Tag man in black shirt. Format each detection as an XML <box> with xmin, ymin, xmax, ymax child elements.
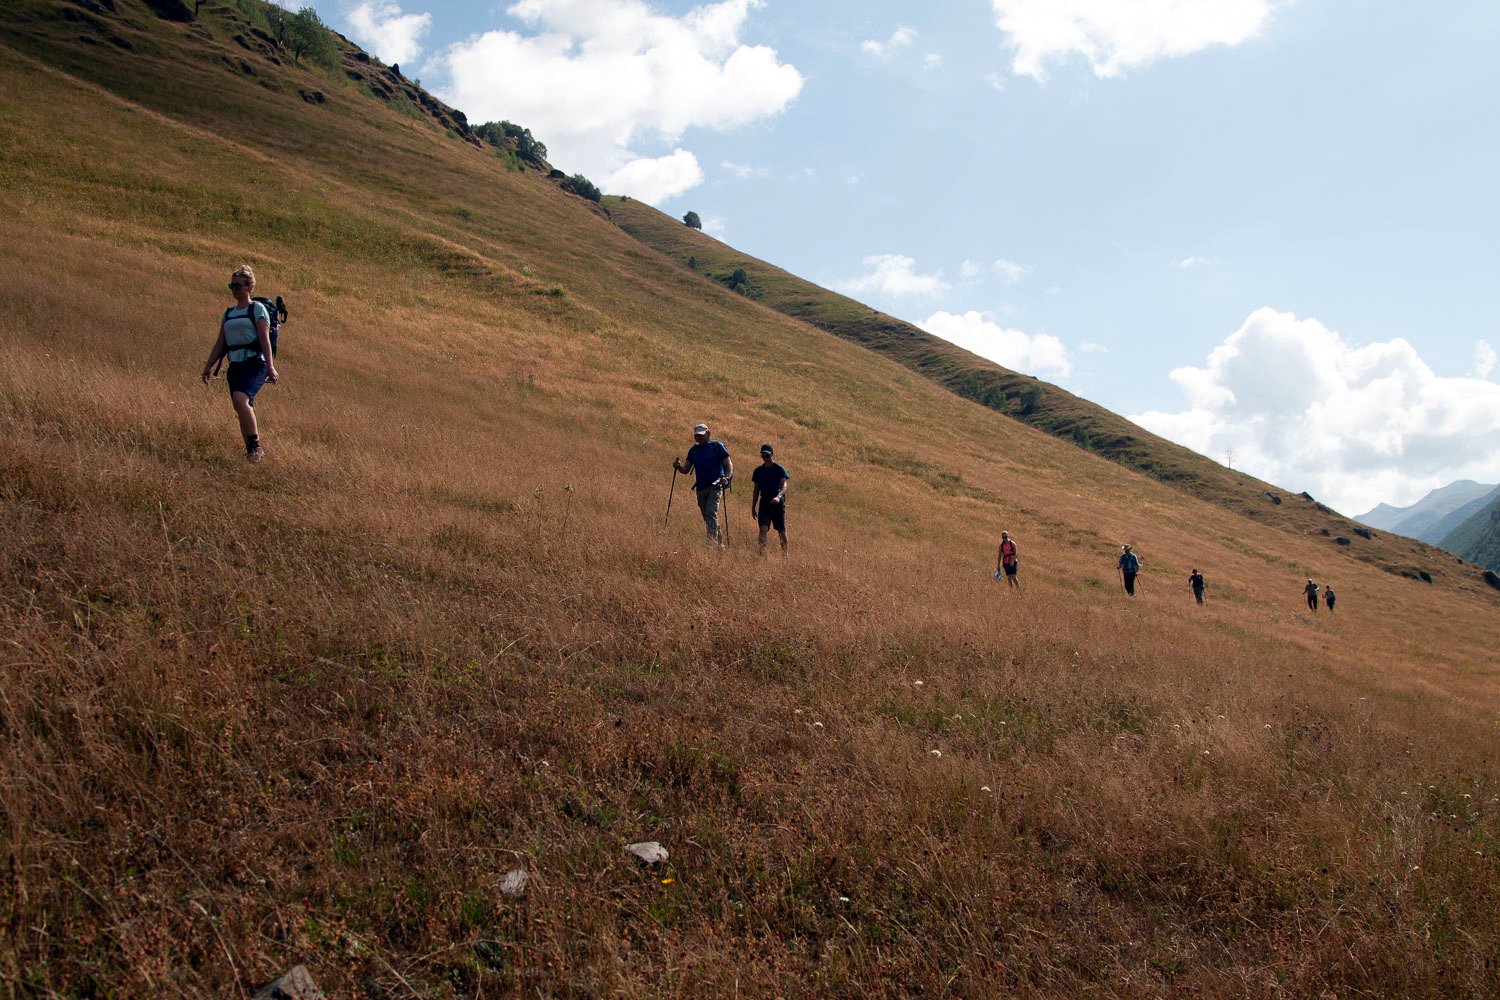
<box><xmin>750</xmin><ymin>443</ymin><xmax>790</xmax><ymax>556</ymax></box>
<box><xmin>1188</xmin><ymin>569</ymin><xmax>1206</xmax><ymax>605</ymax></box>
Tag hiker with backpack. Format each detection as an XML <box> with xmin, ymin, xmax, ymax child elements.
<box><xmin>996</xmin><ymin>531</ymin><xmax>1019</xmax><ymax>588</ymax></box>
<box><xmin>1188</xmin><ymin>568</ymin><xmax>1206</xmax><ymax>605</ymax></box>
<box><xmin>1118</xmin><ymin>545</ymin><xmax>1140</xmax><ymax>596</ymax></box>
<box><xmin>672</xmin><ymin>423</ymin><xmax>732</xmax><ymax>546</ymax></box>
<box><xmin>750</xmin><ymin>443</ymin><xmax>789</xmax><ymax>556</ymax></box>
<box><xmin>1303</xmin><ymin>579</ymin><xmax>1319</xmax><ymax>612</ymax></box>
<box><xmin>1323</xmin><ymin>584</ymin><xmax>1336</xmax><ymax>613</ymax></box>
<box><xmin>200</xmin><ymin>264</ymin><xmax>280</xmax><ymax>463</ymax></box>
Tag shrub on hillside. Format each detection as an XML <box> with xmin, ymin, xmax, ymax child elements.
<box><xmin>474</xmin><ymin>121</ymin><xmax>548</xmax><ymax>163</ymax></box>
<box><xmin>561</xmin><ymin>173</ymin><xmax>602</xmax><ymax>202</ymax></box>
<box><xmin>276</xmin><ymin>6</ymin><xmax>339</xmax><ymax>69</ymax></box>
<box><xmin>683</xmin><ymin>211</ymin><xmax>702</xmax><ymax>229</ymax></box>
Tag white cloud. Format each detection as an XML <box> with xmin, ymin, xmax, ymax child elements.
<box><xmin>861</xmin><ymin>25</ymin><xmax>916</xmax><ymax>56</ymax></box>
<box><xmin>922</xmin><ymin>310</ymin><xmax>1071</xmax><ymax>377</ymax></box>
<box><xmin>1474</xmin><ymin>340</ymin><xmax>1497</xmax><ymax>379</ymax></box>
<box><xmin>721</xmin><ymin>160</ymin><xmax>767</xmax><ymax>179</ymax></box>
<box><xmin>1130</xmin><ymin>307</ymin><xmax>1500</xmax><ymax>514</ymax></box>
<box><xmin>433</xmin><ymin>0</ymin><xmax>803</xmax><ymax>204</ymax></box>
<box><xmin>961</xmin><ymin>260</ymin><xmax>983</xmax><ymax>280</ymax></box>
<box><xmin>993</xmin><ymin>258</ymin><xmax>1027</xmax><ymax>282</ymax></box>
<box><xmin>700</xmin><ymin>215</ymin><xmax>728</xmax><ymax>238</ymax></box>
<box><xmin>1175</xmin><ymin>255</ymin><xmax>1213</xmax><ymax>269</ymax></box>
<box><xmin>984</xmin><ymin>72</ymin><xmax>1008</xmax><ymax>92</ymax></box>
<box><xmin>839</xmin><ymin>255</ymin><xmax>951</xmax><ymax>299</ymax></box>
<box><xmin>605</xmin><ymin>149</ymin><xmax>704</xmax><ymax>203</ymax></box>
<box><xmin>345</xmin><ymin>2</ymin><xmax>432</xmax><ymax>65</ymax></box>
<box><xmin>923</xmin><ymin>52</ymin><xmax>944</xmax><ymax>69</ymax></box>
<box><xmin>989</xmin><ymin>0</ymin><xmax>1283</xmax><ymax>80</ymax></box>
<box><xmin>1079</xmin><ymin>340</ymin><xmax>1109</xmax><ymax>354</ymax></box>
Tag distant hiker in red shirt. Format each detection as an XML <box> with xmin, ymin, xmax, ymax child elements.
<box><xmin>996</xmin><ymin>531</ymin><xmax>1019</xmax><ymax>588</ymax></box>
<box><xmin>1303</xmin><ymin>579</ymin><xmax>1319</xmax><ymax>612</ymax></box>
<box><xmin>1188</xmin><ymin>569</ymin><xmax>1206</xmax><ymax>605</ymax></box>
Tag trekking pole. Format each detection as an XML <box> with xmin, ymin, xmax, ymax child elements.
<box><xmin>720</xmin><ymin>479</ymin><xmax>731</xmax><ymax>547</ymax></box>
<box><xmin>664</xmin><ymin>466</ymin><xmax>678</xmax><ymax>528</ymax></box>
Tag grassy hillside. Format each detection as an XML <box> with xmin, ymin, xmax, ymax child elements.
<box><xmin>607</xmin><ymin>197</ymin><xmax>1497</xmax><ymax>589</ymax></box>
<box><xmin>1440</xmin><ymin>493</ymin><xmax>1500</xmax><ymax>574</ymax></box>
<box><xmin>2</xmin><ymin>1</ymin><xmax>1499</xmax><ymax>996</ymax></box>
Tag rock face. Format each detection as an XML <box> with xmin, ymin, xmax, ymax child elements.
<box><xmin>142</xmin><ymin>0</ymin><xmax>192</xmax><ymax>21</ymax></box>
<box><xmin>253</xmin><ymin>966</ymin><xmax>325</xmax><ymax>1000</ymax></box>
<box><xmin>623</xmin><ymin>841</ymin><xmax>669</xmax><ymax>866</ymax></box>
<box><xmin>1264</xmin><ymin>491</ymin><xmax>1282</xmax><ymax>505</ymax></box>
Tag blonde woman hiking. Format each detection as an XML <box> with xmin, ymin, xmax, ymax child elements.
<box><xmin>201</xmin><ymin>264</ymin><xmax>279</xmax><ymax>463</ymax></box>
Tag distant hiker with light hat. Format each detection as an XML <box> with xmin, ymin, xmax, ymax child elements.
<box><xmin>1303</xmin><ymin>578</ymin><xmax>1319</xmax><ymax>612</ymax></box>
<box><xmin>1188</xmin><ymin>568</ymin><xmax>1206</xmax><ymax>605</ymax></box>
<box><xmin>673</xmin><ymin>423</ymin><xmax>732</xmax><ymax>545</ymax></box>
<box><xmin>201</xmin><ymin>264</ymin><xmax>279</xmax><ymax>463</ymax></box>
<box><xmin>750</xmin><ymin>443</ymin><xmax>790</xmax><ymax>556</ymax></box>
<box><xmin>1117</xmin><ymin>544</ymin><xmax>1140</xmax><ymax>596</ymax></box>
<box><xmin>1324</xmin><ymin>584</ymin><xmax>1336</xmax><ymax>613</ymax></box>
<box><xmin>996</xmin><ymin>531</ymin><xmax>1019</xmax><ymax>588</ymax></box>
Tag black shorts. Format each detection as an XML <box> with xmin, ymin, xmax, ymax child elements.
<box><xmin>1003</xmin><ymin>561</ymin><xmax>1018</xmax><ymax>576</ymax></box>
<box><xmin>757</xmin><ymin>501</ymin><xmax>785</xmax><ymax>531</ymax></box>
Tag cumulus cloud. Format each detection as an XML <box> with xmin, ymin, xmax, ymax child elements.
<box><xmin>345</xmin><ymin>2</ymin><xmax>432</xmax><ymax>64</ymax></box>
<box><xmin>1474</xmin><ymin>340</ymin><xmax>1497</xmax><ymax>379</ymax></box>
<box><xmin>433</xmin><ymin>0</ymin><xmax>803</xmax><ymax>204</ymax></box>
<box><xmin>1130</xmin><ymin>307</ymin><xmax>1500</xmax><ymax>514</ymax></box>
<box><xmin>861</xmin><ymin>25</ymin><xmax>916</xmax><ymax>56</ymax></box>
<box><xmin>922</xmin><ymin>310</ymin><xmax>1071</xmax><ymax>377</ymax></box>
<box><xmin>839</xmin><ymin>255</ymin><xmax>951</xmax><ymax>298</ymax></box>
<box><xmin>605</xmin><ymin>150</ymin><xmax>704</xmax><ymax>204</ymax></box>
<box><xmin>989</xmin><ymin>0</ymin><xmax>1283</xmax><ymax>80</ymax></box>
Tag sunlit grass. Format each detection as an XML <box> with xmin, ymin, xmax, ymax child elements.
<box><xmin>1</xmin><ymin>5</ymin><xmax>1498</xmax><ymax>996</ymax></box>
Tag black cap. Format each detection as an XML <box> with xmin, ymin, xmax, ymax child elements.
<box><xmin>760</xmin><ymin>443</ymin><xmax>774</xmax><ymax>455</ymax></box>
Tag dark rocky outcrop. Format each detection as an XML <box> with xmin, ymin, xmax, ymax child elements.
<box><xmin>1484</xmin><ymin>569</ymin><xmax>1500</xmax><ymax>591</ymax></box>
<box><xmin>1335</xmin><ymin>536</ymin><xmax>1351</xmax><ymax>546</ymax></box>
<box><xmin>1264</xmin><ymin>491</ymin><xmax>1281</xmax><ymax>505</ymax></box>
<box><xmin>141</xmin><ymin>0</ymin><xmax>191</xmax><ymax>22</ymax></box>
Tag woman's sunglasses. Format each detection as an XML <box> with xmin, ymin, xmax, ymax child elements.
<box><xmin>228</xmin><ymin>282</ymin><xmax>249</xmax><ymax>290</ymax></box>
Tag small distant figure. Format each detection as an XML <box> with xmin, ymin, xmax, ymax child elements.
<box><xmin>996</xmin><ymin>531</ymin><xmax>1019</xmax><ymax>588</ymax></box>
<box><xmin>1118</xmin><ymin>545</ymin><xmax>1140</xmax><ymax>596</ymax></box>
<box><xmin>1188</xmin><ymin>568</ymin><xmax>1206</xmax><ymax>605</ymax></box>
<box><xmin>750</xmin><ymin>443</ymin><xmax>789</xmax><ymax>556</ymax></box>
<box><xmin>672</xmin><ymin>423</ymin><xmax>732</xmax><ymax>546</ymax></box>
<box><xmin>201</xmin><ymin>264</ymin><xmax>279</xmax><ymax>463</ymax></box>
<box><xmin>1324</xmin><ymin>585</ymin><xmax>1336</xmax><ymax>613</ymax></box>
<box><xmin>1303</xmin><ymin>578</ymin><xmax>1319</xmax><ymax>612</ymax></box>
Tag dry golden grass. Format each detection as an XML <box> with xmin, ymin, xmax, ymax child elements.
<box><xmin>2</xmin><ymin>4</ymin><xmax>1498</xmax><ymax>996</ymax></box>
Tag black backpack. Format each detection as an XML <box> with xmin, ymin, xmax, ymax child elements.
<box><xmin>215</xmin><ymin>296</ymin><xmax>287</xmax><ymax>374</ymax></box>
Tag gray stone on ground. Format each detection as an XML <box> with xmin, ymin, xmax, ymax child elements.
<box><xmin>253</xmin><ymin>965</ymin><xmax>325</xmax><ymax>1000</ymax></box>
<box><xmin>499</xmin><ymin>868</ymin><xmax>530</xmax><ymax>898</ymax></box>
<box><xmin>624</xmin><ymin>841</ymin><xmax>669</xmax><ymax>866</ymax></box>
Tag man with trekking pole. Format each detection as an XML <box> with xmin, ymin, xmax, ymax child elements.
<box><xmin>672</xmin><ymin>423</ymin><xmax>733</xmax><ymax>547</ymax></box>
<box><xmin>1118</xmin><ymin>544</ymin><xmax>1140</xmax><ymax>596</ymax></box>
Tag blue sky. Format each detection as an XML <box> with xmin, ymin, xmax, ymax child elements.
<box><xmin>323</xmin><ymin>0</ymin><xmax>1500</xmax><ymax>516</ymax></box>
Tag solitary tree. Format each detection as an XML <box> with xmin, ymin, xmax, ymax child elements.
<box><xmin>561</xmin><ymin>173</ymin><xmax>602</xmax><ymax>202</ymax></box>
<box><xmin>683</xmin><ymin>211</ymin><xmax>702</xmax><ymax>230</ymax></box>
<box><xmin>284</xmin><ymin>6</ymin><xmax>338</xmax><ymax>67</ymax></box>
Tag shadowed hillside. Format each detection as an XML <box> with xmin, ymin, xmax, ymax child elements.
<box><xmin>2</xmin><ymin>1</ymin><xmax>1499</xmax><ymax>996</ymax></box>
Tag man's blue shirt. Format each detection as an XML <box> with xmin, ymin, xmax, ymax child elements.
<box><xmin>685</xmin><ymin>440</ymin><xmax>729</xmax><ymax>489</ymax></box>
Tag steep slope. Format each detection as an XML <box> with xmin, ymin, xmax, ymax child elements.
<box><xmin>2</xmin><ymin>2</ymin><xmax>1499</xmax><ymax>996</ymax></box>
<box><xmin>1416</xmin><ymin>484</ymin><xmax>1500</xmax><ymax>546</ymax></box>
<box><xmin>1355</xmin><ymin>480</ymin><xmax>1497</xmax><ymax>538</ymax></box>
<box><xmin>1439</xmin><ymin>492</ymin><xmax>1500</xmax><ymax>573</ymax></box>
<box><xmin>607</xmin><ymin>197</ymin><xmax>1489</xmax><ymax>589</ymax></box>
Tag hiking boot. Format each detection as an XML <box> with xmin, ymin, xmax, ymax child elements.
<box><xmin>247</xmin><ymin>446</ymin><xmax>265</xmax><ymax>464</ymax></box>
